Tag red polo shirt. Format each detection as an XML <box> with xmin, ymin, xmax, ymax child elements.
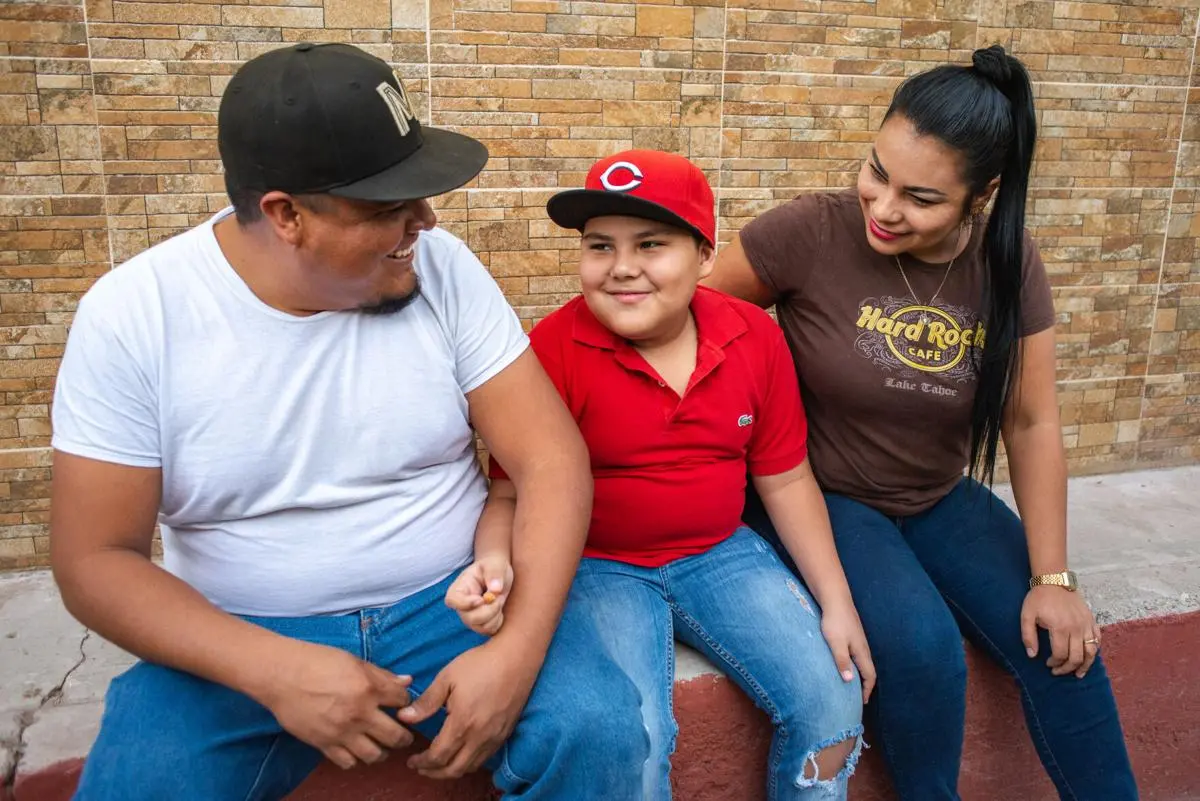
<box><xmin>490</xmin><ymin>286</ymin><xmax>808</xmax><ymax>567</ymax></box>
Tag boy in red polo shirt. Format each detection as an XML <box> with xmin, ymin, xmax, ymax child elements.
<box><xmin>451</xmin><ymin>150</ymin><xmax>874</xmax><ymax>800</ymax></box>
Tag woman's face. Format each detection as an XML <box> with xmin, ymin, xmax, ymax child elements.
<box><xmin>856</xmin><ymin>114</ymin><xmax>982</xmax><ymax>263</ymax></box>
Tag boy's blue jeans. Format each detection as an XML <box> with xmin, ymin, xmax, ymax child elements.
<box><xmin>745</xmin><ymin>477</ymin><xmax>1138</xmax><ymax>801</ymax></box>
<box><xmin>72</xmin><ymin>572</ymin><xmax>649</xmax><ymax>801</ymax></box>
<box><xmin>571</xmin><ymin>527</ymin><xmax>865</xmax><ymax>801</ymax></box>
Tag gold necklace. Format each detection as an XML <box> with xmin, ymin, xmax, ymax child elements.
<box><xmin>894</xmin><ymin>255</ymin><xmax>954</xmax><ymax>325</ymax></box>
<box><xmin>893</xmin><ymin>221</ymin><xmax>970</xmax><ymax>325</ymax></box>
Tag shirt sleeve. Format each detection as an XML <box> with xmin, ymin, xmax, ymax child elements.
<box><xmin>746</xmin><ymin>321</ymin><xmax>809</xmax><ymax>476</ymax></box>
<box><xmin>440</xmin><ymin>237</ymin><xmax>530</xmax><ymax>394</ymax></box>
<box><xmin>737</xmin><ymin>192</ymin><xmax>827</xmax><ymax>299</ymax></box>
<box><xmin>1019</xmin><ymin>231</ymin><xmax>1056</xmax><ymax>337</ymax></box>
<box><xmin>487</xmin><ymin>311</ymin><xmax>571</xmax><ymax>482</ymax></box>
<box><xmin>50</xmin><ymin>288</ymin><xmax>161</xmax><ymax>468</ymax></box>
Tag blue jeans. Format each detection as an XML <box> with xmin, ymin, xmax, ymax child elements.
<box><xmin>73</xmin><ymin>572</ymin><xmax>648</xmax><ymax>801</ymax></box>
<box><xmin>570</xmin><ymin>527</ymin><xmax>864</xmax><ymax>801</ymax></box>
<box><xmin>744</xmin><ymin>478</ymin><xmax>1138</xmax><ymax>801</ymax></box>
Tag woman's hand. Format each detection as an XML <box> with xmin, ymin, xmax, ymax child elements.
<box><xmin>1021</xmin><ymin>585</ymin><xmax>1101</xmax><ymax>678</ymax></box>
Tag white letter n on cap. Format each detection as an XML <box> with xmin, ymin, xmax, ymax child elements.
<box><xmin>600</xmin><ymin>161</ymin><xmax>643</xmax><ymax>192</ymax></box>
<box><xmin>376</xmin><ymin>77</ymin><xmax>415</xmax><ymax>137</ymax></box>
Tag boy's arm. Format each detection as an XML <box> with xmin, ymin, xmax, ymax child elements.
<box><xmin>473</xmin><ymin>477</ymin><xmax>516</xmax><ymax>562</ymax></box>
<box><xmin>753</xmin><ymin>464</ymin><xmax>874</xmax><ymax>700</ymax></box>
<box><xmin>753</xmin><ymin>461</ymin><xmax>853</xmax><ymax>609</ymax></box>
<box><xmin>744</xmin><ymin>321</ymin><xmax>875</xmax><ymax>699</ymax></box>
<box><xmin>447</xmin><ymin>477</ymin><xmax>517</xmax><ymax>634</ymax></box>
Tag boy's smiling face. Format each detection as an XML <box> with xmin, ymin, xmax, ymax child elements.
<box><xmin>579</xmin><ymin>215</ymin><xmax>715</xmax><ymax>349</ymax></box>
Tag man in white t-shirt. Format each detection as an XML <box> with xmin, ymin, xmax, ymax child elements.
<box><xmin>50</xmin><ymin>42</ymin><xmax>647</xmax><ymax>800</ymax></box>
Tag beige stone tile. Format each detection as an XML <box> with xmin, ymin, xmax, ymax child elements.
<box><xmin>724</xmin><ymin>0</ymin><xmax>992</xmax><ymax>77</ymax></box>
<box><xmin>1027</xmin><ymin>188</ymin><xmax>1169</xmax><ymax>287</ymax></box>
<box><xmin>1174</xmin><ymin>88</ymin><xmax>1200</xmax><ymax>188</ymax></box>
<box><xmin>0</xmin><ymin>198</ymin><xmax>108</xmax><ymax>451</ymax></box>
<box><xmin>0</xmin><ymin>447</ymin><xmax>52</xmax><ymax>570</ymax></box>
<box><xmin>1051</xmin><ymin>284</ymin><xmax>1156</xmax><ymax>380</ymax></box>
<box><xmin>1138</xmin><ymin>372</ymin><xmax>1200</xmax><ymax>466</ymax></box>
<box><xmin>326</xmin><ymin>0</ymin><xmax>391</xmax><ymax>29</ymax></box>
<box><xmin>1162</xmin><ymin>188</ymin><xmax>1200</xmax><ymax>284</ymax></box>
<box><xmin>1055</xmin><ymin>376</ymin><xmax>1143</xmax><ymax>475</ymax></box>
<box><xmin>1011</xmin><ymin>2</ymin><xmax>1198</xmax><ymax>87</ymax></box>
<box><xmin>0</xmin><ymin>57</ymin><xmax>101</xmax><ymax>196</ymax></box>
<box><xmin>719</xmin><ymin>72</ymin><xmax>894</xmax><ymax>190</ymax></box>
<box><xmin>429</xmin><ymin>65</ymin><xmax>722</xmax><ymax>190</ymax></box>
<box><xmin>1032</xmin><ymin>83</ymin><xmax>1185</xmax><ymax>189</ymax></box>
<box><xmin>720</xmin><ymin>74</ymin><xmax>1186</xmax><ymax>192</ymax></box>
<box><xmin>1149</xmin><ymin>282</ymin><xmax>1200</xmax><ymax>375</ymax></box>
<box><xmin>431</xmin><ymin>0</ymin><xmax>724</xmax><ymax>70</ymax></box>
<box><xmin>0</xmin><ymin>1</ymin><xmax>89</xmax><ymax>60</ymax></box>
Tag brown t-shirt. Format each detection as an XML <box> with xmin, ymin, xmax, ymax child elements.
<box><xmin>739</xmin><ymin>188</ymin><xmax>1055</xmax><ymax>516</ymax></box>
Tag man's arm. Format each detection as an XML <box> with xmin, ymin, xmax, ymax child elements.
<box><xmin>50</xmin><ymin>454</ymin><xmax>414</xmax><ymax>769</ymax></box>
<box><xmin>401</xmin><ymin>347</ymin><xmax>592</xmax><ymax>777</ymax></box>
<box><xmin>470</xmin><ymin>350</ymin><xmax>591</xmax><ymax>653</ymax></box>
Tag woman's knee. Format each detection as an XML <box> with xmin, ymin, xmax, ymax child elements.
<box><xmin>872</xmin><ymin>605</ymin><xmax>967</xmax><ymax>686</ymax></box>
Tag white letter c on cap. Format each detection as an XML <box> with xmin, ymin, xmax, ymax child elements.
<box><xmin>600</xmin><ymin>161</ymin><xmax>643</xmax><ymax>192</ymax></box>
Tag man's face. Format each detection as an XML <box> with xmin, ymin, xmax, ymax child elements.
<box><xmin>293</xmin><ymin>195</ymin><xmax>437</xmax><ymax>314</ymax></box>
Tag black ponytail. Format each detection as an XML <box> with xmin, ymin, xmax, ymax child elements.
<box><xmin>882</xmin><ymin>44</ymin><xmax>1038</xmax><ymax>485</ymax></box>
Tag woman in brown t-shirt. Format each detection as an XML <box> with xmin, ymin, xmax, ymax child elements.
<box><xmin>704</xmin><ymin>45</ymin><xmax>1137</xmax><ymax>800</ymax></box>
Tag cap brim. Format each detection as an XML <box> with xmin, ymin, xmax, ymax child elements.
<box><xmin>547</xmin><ymin>189</ymin><xmax>712</xmax><ymax>245</ymax></box>
<box><xmin>329</xmin><ymin>127</ymin><xmax>488</xmax><ymax>202</ymax></box>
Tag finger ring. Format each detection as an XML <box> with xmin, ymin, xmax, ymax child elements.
<box><xmin>1083</xmin><ymin>638</ymin><xmax>1100</xmax><ymax>646</ymax></box>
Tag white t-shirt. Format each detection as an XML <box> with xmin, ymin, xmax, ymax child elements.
<box><xmin>51</xmin><ymin>208</ymin><xmax>529</xmax><ymax>617</ymax></box>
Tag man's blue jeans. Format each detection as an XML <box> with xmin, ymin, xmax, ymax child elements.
<box><xmin>744</xmin><ymin>478</ymin><xmax>1138</xmax><ymax>801</ymax></box>
<box><xmin>571</xmin><ymin>528</ymin><xmax>865</xmax><ymax>801</ymax></box>
<box><xmin>73</xmin><ymin>572</ymin><xmax>649</xmax><ymax>801</ymax></box>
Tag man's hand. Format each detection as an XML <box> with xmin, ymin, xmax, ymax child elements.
<box><xmin>398</xmin><ymin>640</ymin><xmax>538</xmax><ymax>779</ymax></box>
<box><xmin>256</xmin><ymin>639</ymin><xmax>415</xmax><ymax>770</ymax></box>
<box><xmin>445</xmin><ymin>555</ymin><xmax>513</xmax><ymax>636</ymax></box>
<box><xmin>1021</xmin><ymin>585</ymin><xmax>1101</xmax><ymax>678</ymax></box>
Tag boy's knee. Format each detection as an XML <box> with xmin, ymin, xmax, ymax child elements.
<box><xmin>566</xmin><ymin>683</ymin><xmax>649</xmax><ymax>762</ymax></box>
<box><xmin>797</xmin><ymin>727</ymin><xmax>864</xmax><ymax>790</ymax></box>
<box><xmin>509</xmin><ymin>672</ymin><xmax>649</xmax><ymax>781</ymax></box>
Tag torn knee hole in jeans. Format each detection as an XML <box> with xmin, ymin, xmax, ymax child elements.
<box><xmin>797</xmin><ymin>725</ymin><xmax>865</xmax><ymax>791</ymax></box>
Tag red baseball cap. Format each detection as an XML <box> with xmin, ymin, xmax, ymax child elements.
<box><xmin>546</xmin><ymin>150</ymin><xmax>716</xmax><ymax>246</ymax></box>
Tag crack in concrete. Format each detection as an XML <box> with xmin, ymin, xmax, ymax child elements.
<box><xmin>2</xmin><ymin>629</ymin><xmax>90</xmax><ymax>794</ymax></box>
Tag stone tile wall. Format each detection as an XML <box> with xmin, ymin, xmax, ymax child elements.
<box><xmin>1</xmin><ymin>0</ymin><xmax>1197</xmax><ymax>568</ymax></box>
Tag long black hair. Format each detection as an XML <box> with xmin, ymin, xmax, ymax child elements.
<box><xmin>882</xmin><ymin>44</ymin><xmax>1037</xmax><ymax>485</ymax></box>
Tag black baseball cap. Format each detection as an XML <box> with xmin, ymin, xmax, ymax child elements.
<box><xmin>218</xmin><ymin>43</ymin><xmax>488</xmax><ymax>202</ymax></box>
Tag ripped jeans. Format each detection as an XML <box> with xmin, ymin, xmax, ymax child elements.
<box><xmin>571</xmin><ymin>527</ymin><xmax>864</xmax><ymax>800</ymax></box>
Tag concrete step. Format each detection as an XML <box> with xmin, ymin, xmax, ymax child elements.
<box><xmin>4</xmin><ymin>466</ymin><xmax>1200</xmax><ymax>800</ymax></box>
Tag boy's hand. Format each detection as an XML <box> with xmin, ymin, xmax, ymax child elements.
<box><xmin>821</xmin><ymin>600</ymin><xmax>877</xmax><ymax>704</ymax></box>
<box><xmin>445</xmin><ymin>555</ymin><xmax>513</xmax><ymax>636</ymax></box>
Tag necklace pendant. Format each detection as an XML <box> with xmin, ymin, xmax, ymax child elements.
<box><xmin>920</xmin><ymin>313</ymin><xmax>930</xmax><ymax>325</ymax></box>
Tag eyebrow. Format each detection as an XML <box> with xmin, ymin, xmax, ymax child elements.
<box><xmin>871</xmin><ymin>149</ymin><xmax>948</xmax><ymax>198</ymax></box>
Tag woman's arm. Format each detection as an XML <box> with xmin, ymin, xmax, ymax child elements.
<box><xmin>1002</xmin><ymin>327</ymin><xmax>1068</xmax><ymax>576</ymax></box>
<box><xmin>702</xmin><ymin>234</ymin><xmax>778</xmax><ymax>308</ymax></box>
<box><xmin>1002</xmin><ymin>326</ymin><xmax>1101</xmax><ymax>679</ymax></box>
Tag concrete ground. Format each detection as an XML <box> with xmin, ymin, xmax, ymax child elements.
<box><xmin>2</xmin><ymin>464</ymin><xmax>1198</xmax><ymax>791</ymax></box>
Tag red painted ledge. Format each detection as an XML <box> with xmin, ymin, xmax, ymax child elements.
<box><xmin>13</xmin><ymin>612</ymin><xmax>1200</xmax><ymax>801</ymax></box>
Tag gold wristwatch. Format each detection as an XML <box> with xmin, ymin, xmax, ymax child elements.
<box><xmin>1029</xmin><ymin>570</ymin><xmax>1078</xmax><ymax>591</ymax></box>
